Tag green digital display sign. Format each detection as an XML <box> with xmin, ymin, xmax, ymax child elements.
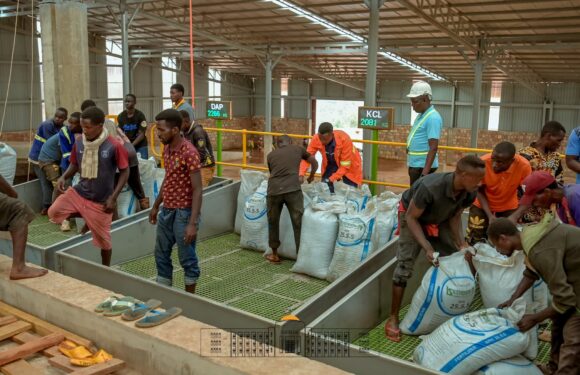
<box><xmin>357</xmin><ymin>106</ymin><xmax>394</xmax><ymax>130</ymax></box>
<box><xmin>206</xmin><ymin>101</ymin><xmax>232</xmax><ymax>120</ymax></box>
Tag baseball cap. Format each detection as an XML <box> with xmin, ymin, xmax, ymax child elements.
<box><xmin>406</xmin><ymin>81</ymin><xmax>432</xmax><ymax>98</ymax></box>
<box><xmin>520</xmin><ymin>171</ymin><xmax>556</xmax><ymax>206</ymax></box>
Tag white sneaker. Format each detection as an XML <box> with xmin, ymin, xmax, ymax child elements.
<box><xmin>60</xmin><ymin>220</ymin><xmax>71</xmax><ymax>232</ymax></box>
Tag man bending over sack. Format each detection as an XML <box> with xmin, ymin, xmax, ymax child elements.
<box><xmin>465</xmin><ymin>141</ymin><xmax>531</xmax><ymax>245</ymax></box>
<box><xmin>49</xmin><ymin>107</ymin><xmax>129</xmax><ymax>266</ymax></box>
<box><xmin>489</xmin><ymin>217</ymin><xmax>580</xmax><ymax>375</ymax></box>
<box><xmin>0</xmin><ymin>175</ymin><xmax>48</xmax><ymax>279</ymax></box>
<box><xmin>385</xmin><ymin>155</ymin><xmax>485</xmax><ymax>342</ymax></box>
<box><xmin>265</xmin><ymin>135</ymin><xmax>317</xmax><ymax>264</ymax></box>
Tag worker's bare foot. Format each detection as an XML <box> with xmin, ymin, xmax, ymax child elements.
<box><xmin>265</xmin><ymin>254</ymin><xmax>281</xmax><ymax>264</ymax></box>
<box><xmin>10</xmin><ymin>265</ymin><xmax>48</xmax><ymax>280</ymax></box>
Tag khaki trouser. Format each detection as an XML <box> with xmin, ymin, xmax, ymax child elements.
<box><xmin>201</xmin><ymin>166</ymin><xmax>214</xmax><ymax>188</ymax></box>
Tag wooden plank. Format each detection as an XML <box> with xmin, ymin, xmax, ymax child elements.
<box><xmin>69</xmin><ymin>359</ymin><xmax>125</xmax><ymax>375</ymax></box>
<box><xmin>0</xmin><ymin>333</ymin><xmax>64</xmax><ymax>367</ymax></box>
<box><xmin>48</xmin><ymin>355</ymin><xmax>77</xmax><ymax>373</ymax></box>
<box><xmin>1</xmin><ymin>360</ymin><xmax>42</xmax><ymax>375</ymax></box>
<box><xmin>12</xmin><ymin>332</ymin><xmax>62</xmax><ymax>357</ymax></box>
<box><xmin>0</xmin><ymin>317</ymin><xmax>17</xmax><ymax>327</ymax></box>
<box><xmin>0</xmin><ymin>321</ymin><xmax>32</xmax><ymax>341</ymax></box>
<box><xmin>0</xmin><ymin>302</ymin><xmax>92</xmax><ymax>348</ymax></box>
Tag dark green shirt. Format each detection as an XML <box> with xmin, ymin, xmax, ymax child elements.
<box><xmin>401</xmin><ymin>172</ymin><xmax>476</xmax><ymax>225</ymax></box>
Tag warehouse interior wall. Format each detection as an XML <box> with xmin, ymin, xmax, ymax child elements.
<box><xmin>0</xmin><ymin>18</ymin><xmax>42</xmax><ymax>133</ymax></box>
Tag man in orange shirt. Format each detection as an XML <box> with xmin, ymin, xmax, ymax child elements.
<box><xmin>465</xmin><ymin>141</ymin><xmax>532</xmax><ymax>245</ymax></box>
<box><xmin>299</xmin><ymin>122</ymin><xmax>362</xmax><ymax>192</ymax></box>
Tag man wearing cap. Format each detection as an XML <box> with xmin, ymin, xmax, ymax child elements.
<box><xmin>515</xmin><ymin>171</ymin><xmax>580</xmax><ymax>227</ymax></box>
<box><xmin>498</xmin><ymin>171</ymin><xmax>580</xmax><ymax>314</ymax></box>
<box><xmin>406</xmin><ymin>81</ymin><xmax>443</xmax><ymax>186</ymax></box>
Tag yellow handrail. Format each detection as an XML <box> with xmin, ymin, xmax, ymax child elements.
<box><xmin>203</xmin><ymin>127</ymin><xmax>493</xmax><ymax>154</ymax></box>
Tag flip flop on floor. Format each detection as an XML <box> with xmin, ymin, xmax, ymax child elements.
<box><xmin>135</xmin><ymin>307</ymin><xmax>182</xmax><ymax>328</ymax></box>
<box><xmin>103</xmin><ymin>297</ymin><xmax>142</xmax><ymax>317</ymax></box>
<box><xmin>264</xmin><ymin>254</ymin><xmax>281</xmax><ymax>264</ymax></box>
<box><xmin>122</xmin><ymin>299</ymin><xmax>163</xmax><ymax>321</ymax></box>
<box><xmin>384</xmin><ymin>318</ymin><xmax>401</xmax><ymax>343</ymax></box>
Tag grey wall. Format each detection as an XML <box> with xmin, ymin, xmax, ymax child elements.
<box><xmin>0</xmin><ymin>18</ymin><xmax>43</xmax><ymax>132</ymax></box>
<box><xmin>89</xmin><ymin>35</ymin><xmax>108</xmax><ymax>112</ymax></box>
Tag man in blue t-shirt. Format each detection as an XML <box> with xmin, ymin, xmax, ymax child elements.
<box><xmin>565</xmin><ymin>126</ymin><xmax>580</xmax><ymax>183</ymax></box>
<box><xmin>28</xmin><ymin>107</ymin><xmax>68</xmax><ymax>214</ymax></box>
<box><xmin>405</xmin><ymin>81</ymin><xmax>443</xmax><ymax>186</ymax></box>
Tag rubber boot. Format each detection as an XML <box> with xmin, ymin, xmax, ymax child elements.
<box><xmin>139</xmin><ymin>197</ymin><xmax>150</xmax><ymax>211</ymax></box>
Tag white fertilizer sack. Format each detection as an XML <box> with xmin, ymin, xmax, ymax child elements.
<box><xmin>235</xmin><ymin>170</ymin><xmax>267</xmax><ymax>234</ymax></box>
<box><xmin>414</xmin><ymin>299</ymin><xmax>532</xmax><ymax>375</ymax></box>
<box><xmin>400</xmin><ymin>251</ymin><xmax>476</xmax><ymax>335</ymax></box>
<box><xmin>326</xmin><ymin>205</ymin><xmax>376</xmax><ymax>282</ymax></box>
<box><xmin>291</xmin><ymin>199</ymin><xmax>346</xmax><ymax>279</ymax></box>
<box><xmin>473</xmin><ymin>355</ymin><xmax>543</xmax><ymax>375</ymax></box>
<box><xmin>240</xmin><ymin>181</ymin><xmax>269</xmax><ymax>252</ymax></box>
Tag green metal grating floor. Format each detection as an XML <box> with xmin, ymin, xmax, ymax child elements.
<box><xmin>114</xmin><ymin>233</ymin><xmax>330</xmax><ymax>321</ymax></box>
<box><xmin>27</xmin><ymin>216</ymin><xmax>77</xmax><ymax>248</ymax></box>
<box><xmin>352</xmin><ymin>290</ymin><xmax>551</xmax><ymax>365</ymax></box>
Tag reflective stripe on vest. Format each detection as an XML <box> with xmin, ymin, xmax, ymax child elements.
<box><xmin>62</xmin><ymin>127</ymin><xmax>71</xmax><ymax>144</ymax></box>
<box><xmin>34</xmin><ymin>134</ymin><xmax>46</xmax><ymax>143</ymax></box>
<box><xmin>407</xmin><ymin>108</ymin><xmax>435</xmax><ymax>156</ymax></box>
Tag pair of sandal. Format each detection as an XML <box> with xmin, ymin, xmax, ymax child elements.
<box><xmin>94</xmin><ymin>296</ymin><xmax>182</xmax><ymax>328</ymax></box>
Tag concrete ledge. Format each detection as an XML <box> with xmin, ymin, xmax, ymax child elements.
<box><xmin>0</xmin><ymin>255</ymin><xmax>351</xmax><ymax>375</ymax></box>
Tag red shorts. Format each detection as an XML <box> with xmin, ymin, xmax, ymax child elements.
<box><xmin>48</xmin><ymin>188</ymin><xmax>113</xmax><ymax>249</ymax></box>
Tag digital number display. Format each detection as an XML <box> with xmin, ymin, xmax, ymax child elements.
<box><xmin>206</xmin><ymin>101</ymin><xmax>232</xmax><ymax>120</ymax></box>
<box><xmin>357</xmin><ymin>107</ymin><xmax>394</xmax><ymax>130</ymax></box>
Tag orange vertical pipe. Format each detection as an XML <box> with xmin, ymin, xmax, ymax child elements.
<box><xmin>189</xmin><ymin>0</ymin><xmax>195</xmax><ymax>108</ymax></box>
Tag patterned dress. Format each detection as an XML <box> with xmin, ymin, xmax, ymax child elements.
<box><xmin>519</xmin><ymin>142</ymin><xmax>564</xmax><ymax>223</ymax></box>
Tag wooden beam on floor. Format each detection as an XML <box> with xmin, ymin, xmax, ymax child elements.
<box><xmin>0</xmin><ymin>321</ymin><xmax>32</xmax><ymax>341</ymax></box>
<box><xmin>69</xmin><ymin>359</ymin><xmax>125</xmax><ymax>375</ymax></box>
<box><xmin>0</xmin><ymin>360</ymin><xmax>42</xmax><ymax>375</ymax></box>
<box><xmin>0</xmin><ymin>316</ymin><xmax>17</xmax><ymax>327</ymax></box>
<box><xmin>12</xmin><ymin>332</ymin><xmax>62</xmax><ymax>357</ymax></box>
<box><xmin>0</xmin><ymin>302</ymin><xmax>92</xmax><ymax>348</ymax></box>
<box><xmin>48</xmin><ymin>355</ymin><xmax>78</xmax><ymax>373</ymax></box>
<box><xmin>0</xmin><ymin>333</ymin><xmax>64</xmax><ymax>367</ymax></box>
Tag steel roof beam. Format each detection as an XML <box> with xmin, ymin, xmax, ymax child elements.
<box><xmin>110</xmin><ymin>1</ymin><xmax>364</xmax><ymax>91</ymax></box>
<box><xmin>396</xmin><ymin>0</ymin><xmax>545</xmax><ymax>95</ymax></box>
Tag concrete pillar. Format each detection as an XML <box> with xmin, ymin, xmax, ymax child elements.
<box><xmin>121</xmin><ymin>4</ymin><xmax>131</xmax><ymax>96</ymax></box>
<box><xmin>264</xmin><ymin>57</ymin><xmax>273</xmax><ymax>155</ymax></box>
<box><xmin>363</xmin><ymin>0</ymin><xmax>383</xmax><ymax>183</ymax></box>
<box><xmin>39</xmin><ymin>0</ymin><xmax>90</xmax><ymax>117</ymax></box>
<box><xmin>470</xmin><ymin>60</ymin><xmax>484</xmax><ymax>148</ymax></box>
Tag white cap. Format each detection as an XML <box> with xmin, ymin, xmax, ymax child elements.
<box><xmin>406</xmin><ymin>81</ymin><xmax>432</xmax><ymax>98</ymax></box>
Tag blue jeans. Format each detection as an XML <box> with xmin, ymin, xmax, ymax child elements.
<box><xmin>154</xmin><ymin>207</ymin><xmax>200</xmax><ymax>286</ymax></box>
<box><xmin>136</xmin><ymin>145</ymin><xmax>148</xmax><ymax>159</ymax></box>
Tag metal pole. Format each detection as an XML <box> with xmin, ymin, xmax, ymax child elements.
<box><xmin>364</xmin><ymin>0</ymin><xmax>382</xmax><ymax>193</ymax></box>
<box><xmin>216</xmin><ymin>119</ymin><xmax>223</xmax><ymax>176</ymax></box>
<box><xmin>121</xmin><ymin>1</ymin><xmax>131</xmax><ymax>95</ymax></box>
<box><xmin>264</xmin><ymin>57</ymin><xmax>273</xmax><ymax>156</ymax></box>
<box><xmin>470</xmin><ymin>60</ymin><xmax>484</xmax><ymax>148</ymax></box>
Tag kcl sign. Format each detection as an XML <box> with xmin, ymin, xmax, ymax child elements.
<box><xmin>357</xmin><ymin>106</ymin><xmax>394</xmax><ymax>130</ymax></box>
<box><xmin>206</xmin><ymin>101</ymin><xmax>232</xmax><ymax>120</ymax></box>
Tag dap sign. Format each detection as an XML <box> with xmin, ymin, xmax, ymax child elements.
<box><xmin>206</xmin><ymin>101</ymin><xmax>232</xmax><ymax>120</ymax></box>
<box><xmin>357</xmin><ymin>106</ymin><xmax>394</xmax><ymax>130</ymax></box>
